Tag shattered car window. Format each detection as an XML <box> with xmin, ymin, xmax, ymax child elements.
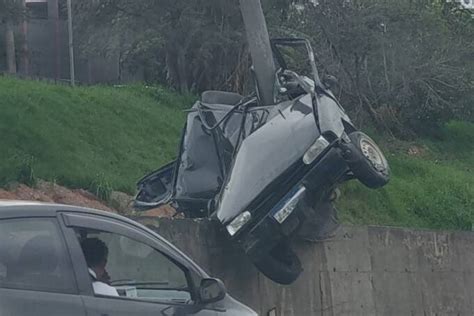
<box><xmin>275</xmin><ymin>44</ymin><xmax>313</xmax><ymax>78</ymax></box>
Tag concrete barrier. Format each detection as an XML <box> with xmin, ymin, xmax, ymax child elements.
<box><xmin>137</xmin><ymin>217</ymin><xmax>474</xmax><ymax>316</ymax></box>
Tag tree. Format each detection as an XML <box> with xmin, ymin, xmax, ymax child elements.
<box><xmin>72</xmin><ymin>0</ymin><xmax>249</xmax><ymax>93</ymax></box>
<box><xmin>71</xmin><ymin>0</ymin><xmax>294</xmax><ymax>93</ymax></box>
<box><xmin>0</xmin><ymin>0</ymin><xmax>26</xmax><ymax>74</ymax></box>
<box><xmin>279</xmin><ymin>0</ymin><xmax>474</xmax><ymax>135</ymax></box>
<box><xmin>72</xmin><ymin>0</ymin><xmax>473</xmax><ymax>135</ymax></box>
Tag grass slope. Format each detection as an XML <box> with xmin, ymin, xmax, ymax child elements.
<box><xmin>1</xmin><ymin>76</ymin><xmax>472</xmax><ymax>230</ymax></box>
<box><xmin>0</xmin><ymin>76</ymin><xmax>192</xmax><ymax>194</ymax></box>
<box><xmin>338</xmin><ymin>121</ymin><xmax>474</xmax><ymax>231</ymax></box>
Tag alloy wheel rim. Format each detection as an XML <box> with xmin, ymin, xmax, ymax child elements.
<box><xmin>360</xmin><ymin>138</ymin><xmax>386</xmax><ymax>172</ymax></box>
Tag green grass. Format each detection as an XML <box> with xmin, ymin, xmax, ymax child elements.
<box><xmin>0</xmin><ymin>76</ymin><xmax>193</xmax><ymax>193</ymax></box>
<box><xmin>338</xmin><ymin>121</ymin><xmax>474</xmax><ymax>231</ymax></box>
<box><xmin>0</xmin><ymin>76</ymin><xmax>473</xmax><ymax>230</ymax></box>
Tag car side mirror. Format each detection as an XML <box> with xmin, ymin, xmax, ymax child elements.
<box><xmin>323</xmin><ymin>74</ymin><xmax>338</xmax><ymax>90</ymax></box>
<box><xmin>199</xmin><ymin>278</ymin><xmax>226</xmax><ymax>304</ymax></box>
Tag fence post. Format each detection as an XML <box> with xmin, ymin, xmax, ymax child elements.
<box><xmin>67</xmin><ymin>0</ymin><xmax>75</xmax><ymax>86</ymax></box>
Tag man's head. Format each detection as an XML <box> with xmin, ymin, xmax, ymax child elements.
<box><xmin>80</xmin><ymin>238</ymin><xmax>109</xmax><ymax>278</ymax></box>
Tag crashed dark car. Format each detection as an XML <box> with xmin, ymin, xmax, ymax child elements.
<box><xmin>135</xmin><ymin>38</ymin><xmax>390</xmax><ymax>284</ymax></box>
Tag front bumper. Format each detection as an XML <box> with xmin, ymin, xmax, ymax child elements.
<box><xmin>232</xmin><ymin>145</ymin><xmax>348</xmax><ymax>260</ymax></box>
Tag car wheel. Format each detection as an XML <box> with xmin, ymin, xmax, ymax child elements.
<box><xmin>344</xmin><ymin>131</ymin><xmax>390</xmax><ymax>189</ymax></box>
<box><xmin>252</xmin><ymin>241</ymin><xmax>302</xmax><ymax>285</ymax></box>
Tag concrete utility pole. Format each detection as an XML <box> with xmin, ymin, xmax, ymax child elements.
<box><xmin>67</xmin><ymin>0</ymin><xmax>76</xmax><ymax>86</ymax></box>
<box><xmin>239</xmin><ymin>0</ymin><xmax>276</xmax><ymax>106</ymax></box>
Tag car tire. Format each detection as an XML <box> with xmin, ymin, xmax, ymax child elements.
<box><xmin>252</xmin><ymin>241</ymin><xmax>302</xmax><ymax>285</ymax></box>
<box><xmin>344</xmin><ymin>131</ymin><xmax>390</xmax><ymax>189</ymax></box>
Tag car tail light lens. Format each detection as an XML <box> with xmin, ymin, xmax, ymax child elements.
<box><xmin>303</xmin><ymin>136</ymin><xmax>330</xmax><ymax>165</ymax></box>
<box><xmin>226</xmin><ymin>211</ymin><xmax>251</xmax><ymax>236</ymax></box>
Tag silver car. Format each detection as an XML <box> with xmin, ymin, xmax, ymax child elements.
<box><xmin>0</xmin><ymin>201</ymin><xmax>257</xmax><ymax>316</ymax></box>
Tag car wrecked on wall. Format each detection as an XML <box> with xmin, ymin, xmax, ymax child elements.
<box><xmin>134</xmin><ymin>38</ymin><xmax>390</xmax><ymax>285</ymax></box>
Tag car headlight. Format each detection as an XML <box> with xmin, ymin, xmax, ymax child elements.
<box><xmin>226</xmin><ymin>211</ymin><xmax>251</xmax><ymax>236</ymax></box>
<box><xmin>303</xmin><ymin>136</ymin><xmax>330</xmax><ymax>165</ymax></box>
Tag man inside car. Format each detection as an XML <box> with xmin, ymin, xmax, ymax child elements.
<box><xmin>80</xmin><ymin>237</ymin><xmax>119</xmax><ymax>297</ymax></box>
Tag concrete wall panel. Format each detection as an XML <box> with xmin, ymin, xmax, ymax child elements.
<box><xmin>138</xmin><ymin>218</ymin><xmax>474</xmax><ymax>316</ymax></box>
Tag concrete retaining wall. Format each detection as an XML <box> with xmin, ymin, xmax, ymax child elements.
<box><xmin>137</xmin><ymin>218</ymin><xmax>474</xmax><ymax>316</ymax></box>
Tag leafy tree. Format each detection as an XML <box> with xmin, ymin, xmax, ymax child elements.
<box><xmin>72</xmin><ymin>0</ymin><xmax>472</xmax><ymax>135</ymax></box>
<box><xmin>71</xmin><ymin>0</ymin><xmax>295</xmax><ymax>93</ymax></box>
<box><xmin>0</xmin><ymin>0</ymin><xmax>24</xmax><ymax>23</ymax></box>
<box><xmin>73</xmin><ymin>0</ymin><xmax>250</xmax><ymax>93</ymax></box>
<box><xmin>280</xmin><ymin>0</ymin><xmax>473</xmax><ymax>136</ymax></box>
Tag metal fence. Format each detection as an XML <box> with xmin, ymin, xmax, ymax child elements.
<box><xmin>0</xmin><ymin>19</ymin><xmax>144</xmax><ymax>85</ymax></box>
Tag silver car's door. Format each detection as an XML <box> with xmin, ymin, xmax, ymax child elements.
<box><xmin>59</xmin><ymin>212</ymin><xmax>219</xmax><ymax>316</ymax></box>
<box><xmin>0</xmin><ymin>217</ymin><xmax>86</xmax><ymax>316</ymax></box>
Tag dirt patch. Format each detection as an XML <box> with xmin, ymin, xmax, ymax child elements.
<box><xmin>0</xmin><ymin>180</ymin><xmax>179</xmax><ymax>218</ymax></box>
<box><xmin>1</xmin><ymin>180</ymin><xmax>114</xmax><ymax>213</ymax></box>
<box><xmin>407</xmin><ymin>145</ymin><xmax>427</xmax><ymax>157</ymax></box>
<box><xmin>142</xmin><ymin>205</ymin><xmax>181</xmax><ymax>218</ymax></box>
<box><xmin>0</xmin><ymin>189</ymin><xmax>17</xmax><ymax>200</ymax></box>
<box><xmin>13</xmin><ymin>184</ymin><xmax>54</xmax><ymax>202</ymax></box>
<box><xmin>34</xmin><ymin>180</ymin><xmax>115</xmax><ymax>212</ymax></box>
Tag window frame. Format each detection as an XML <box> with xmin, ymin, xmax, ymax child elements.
<box><xmin>0</xmin><ymin>216</ymin><xmax>79</xmax><ymax>295</ymax></box>
<box><xmin>59</xmin><ymin>212</ymin><xmax>201</xmax><ymax>306</ymax></box>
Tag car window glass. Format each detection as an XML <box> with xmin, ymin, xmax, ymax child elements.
<box><xmin>75</xmin><ymin>228</ymin><xmax>192</xmax><ymax>304</ymax></box>
<box><xmin>0</xmin><ymin>218</ymin><xmax>76</xmax><ymax>293</ymax></box>
<box><xmin>275</xmin><ymin>44</ymin><xmax>312</xmax><ymax>78</ymax></box>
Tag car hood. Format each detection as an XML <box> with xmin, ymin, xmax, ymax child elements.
<box><xmin>216</xmin><ymin>94</ymin><xmax>319</xmax><ymax>224</ymax></box>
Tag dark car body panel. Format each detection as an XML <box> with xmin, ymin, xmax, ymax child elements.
<box><xmin>317</xmin><ymin>91</ymin><xmax>353</xmax><ymax>138</ymax></box>
<box><xmin>134</xmin><ymin>161</ymin><xmax>175</xmax><ymax>210</ymax></box>
<box><xmin>174</xmin><ymin>110</ymin><xmax>223</xmax><ymax>202</ymax></box>
<box><xmin>233</xmin><ymin>146</ymin><xmax>349</xmax><ymax>258</ymax></box>
<box><xmin>0</xmin><ymin>288</ymin><xmax>86</xmax><ymax>316</ymax></box>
